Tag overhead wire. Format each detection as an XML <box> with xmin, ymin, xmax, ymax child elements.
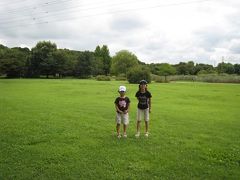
<box><xmin>0</xmin><ymin>0</ymin><xmax>147</xmax><ymax>23</ymax></box>
<box><xmin>0</xmin><ymin>0</ymin><xmax>76</xmax><ymax>14</ymax></box>
<box><xmin>0</xmin><ymin>0</ymin><xmax>212</xmax><ymax>29</ymax></box>
<box><xmin>0</xmin><ymin>0</ymin><xmax>137</xmax><ymax>14</ymax></box>
<box><xmin>0</xmin><ymin>0</ymin><xmax>147</xmax><ymax>14</ymax></box>
<box><xmin>0</xmin><ymin>0</ymin><xmax>31</xmax><ymax>6</ymax></box>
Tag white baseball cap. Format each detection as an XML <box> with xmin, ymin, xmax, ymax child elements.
<box><xmin>119</xmin><ymin>86</ymin><xmax>126</xmax><ymax>92</ymax></box>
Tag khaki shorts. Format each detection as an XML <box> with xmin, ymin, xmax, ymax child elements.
<box><xmin>116</xmin><ymin>113</ymin><xmax>129</xmax><ymax>125</ymax></box>
<box><xmin>137</xmin><ymin>108</ymin><xmax>149</xmax><ymax>122</ymax></box>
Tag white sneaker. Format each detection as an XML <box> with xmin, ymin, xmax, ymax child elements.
<box><xmin>145</xmin><ymin>132</ymin><xmax>149</xmax><ymax>137</ymax></box>
<box><xmin>135</xmin><ymin>132</ymin><xmax>140</xmax><ymax>138</ymax></box>
<box><xmin>123</xmin><ymin>134</ymin><xmax>127</xmax><ymax>138</ymax></box>
<box><xmin>117</xmin><ymin>134</ymin><xmax>121</xmax><ymax>138</ymax></box>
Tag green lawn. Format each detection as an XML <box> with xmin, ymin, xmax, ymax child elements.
<box><xmin>0</xmin><ymin>79</ymin><xmax>239</xmax><ymax>179</ymax></box>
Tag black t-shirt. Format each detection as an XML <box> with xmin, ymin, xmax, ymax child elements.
<box><xmin>135</xmin><ymin>91</ymin><xmax>152</xmax><ymax>109</ymax></box>
<box><xmin>114</xmin><ymin>97</ymin><xmax>130</xmax><ymax>113</ymax></box>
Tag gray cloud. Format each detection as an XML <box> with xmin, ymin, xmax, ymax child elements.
<box><xmin>193</xmin><ymin>22</ymin><xmax>240</xmax><ymax>53</ymax></box>
<box><xmin>229</xmin><ymin>40</ymin><xmax>240</xmax><ymax>54</ymax></box>
<box><xmin>194</xmin><ymin>30</ymin><xmax>225</xmax><ymax>52</ymax></box>
<box><xmin>110</xmin><ymin>15</ymin><xmax>146</xmax><ymax>32</ymax></box>
<box><xmin>0</xmin><ymin>0</ymin><xmax>240</xmax><ymax>64</ymax></box>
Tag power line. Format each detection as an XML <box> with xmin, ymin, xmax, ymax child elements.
<box><xmin>0</xmin><ymin>0</ymin><xmax>146</xmax><ymax>23</ymax></box>
<box><xmin>0</xmin><ymin>0</ymin><xmax>141</xmax><ymax>25</ymax></box>
<box><xmin>0</xmin><ymin>0</ymin><xmax>31</xmax><ymax>6</ymax></box>
<box><xmin>0</xmin><ymin>0</ymin><xmax>73</xmax><ymax>8</ymax></box>
<box><xmin>0</xmin><ymin>0</ymin><xmax>212</xmax><ymax>29</ymax></box>
<box><xmin>1</xmin><ymin>0</ymin><xmax>212</xmax><ymax>29</ymax></box>
<box><xmin>0</xmin><ymin>0</ymin><xmax>76</xmax><ymax>14</ymax></box>
<box><xmin>0</xmin><ymin>0</ymin><xmax>151</xmax><ymax>17</ymax></box>
<box><xmin>0</xmin><ymin>0</ymin><xmax>136</xmax><ymax>14</ymax></box>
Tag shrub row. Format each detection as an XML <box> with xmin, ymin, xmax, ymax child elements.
<box><xmin>96</xmin><ymin>75</ymin><xmax>111</xmax><ymax>81</ymax></box>
<box><xmin>152</xmin><ymin>74</ymin><xmax>240</xmax><ymax>83</ymax></box>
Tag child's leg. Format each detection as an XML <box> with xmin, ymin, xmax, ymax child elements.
<box><xmin>144</xmin><ymin>108</ymin><xmax>149</xmax><ymax>136</ymax></box>
<box><xmin>116</xmin><ymin>124</ymin><xmax>121</xmax><ymax>135</ymax></box>
<box><xmin>136</xmin><ymin>108</ymin><xmax>142</xmax><ymax>137</ymax></box>
<box><xmin>135</xmin><ymin>121</ymin><xmax>141</xmax><ymax>137</ymax></box>
<box><xmin>116</xmin><ymin>113</ymin><xmax>121</xmax><ymax>136</ymax></box>
<box><xmin>136</xmin><ymin>108</ymin><xmax>142</xmax><ymax>133</ymax></box>
<box><xmin>136</xmin><ymin>121</ymin><xmax>141</xmax><ymax>133</ymax></box>
<box><xmin>123</xmin><ymin>124</ymin><xmax>127</xmax><ymax>135</ymax></box>
<box><xmin>145</xmin><ymin>121</ymin><xmax>149</xmax><ymax>133</ymax></box>
<box><xmin>123</xmin><ymin>113</ymin><xmax>129</xmax><ymax>137</ymax></box>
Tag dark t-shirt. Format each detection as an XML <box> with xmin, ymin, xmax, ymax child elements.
<box><xmin>114</xmin><ymin>97</ymin><xmax>130</xmax><ymax>113</ymax></box>
<box><xmin>135</xmin><ymin>91</ymin><xmax>152</xmax><ymax>109</ymax></box>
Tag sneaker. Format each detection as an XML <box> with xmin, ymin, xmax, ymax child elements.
<box><xmin>117</xmin><ymin>134</ymin><xmax>121</xmax><ymax>138</ymax></box>
<box><xmin>135</xmin><ymin>132</ymin><xmax>140</xmax><ymax>138</ymax></box>
<box><xmin>145</xmin><ymin>132</ymin><xmax>149</xmax><ymax>137</ymax></box>
<box><xmin>123</xmin><ymin>134</ymin><xmax>127</xmax><ymax>138</ymax></box>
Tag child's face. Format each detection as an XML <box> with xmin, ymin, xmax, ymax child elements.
<box><xmin>119</xmin><ymin>91</ymin><xmax>125</xmax><ymax>96</ymax></box>
<box><xmin>140</xmin><ymin>84</ymin><xmax>147</xmax><ymax>90</ymax></box>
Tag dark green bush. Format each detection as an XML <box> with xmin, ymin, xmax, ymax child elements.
<box><xmin>96</xmin><ymin>75</ymin><xmax>111</xmax><ymax>81</ymax></box>
<box><xmin>127</xmin><ymin>67</ymin><xmax>151</xmax><ymax>84</ymax></box>
<box><xmin>151</xmin><ymin>74</ymin><xmax>170</xmax><ymax>83</ymax></box>
<box><xmin>197</xmin><ymin>74</ymin><xmax>240</xmax><ymax>83</ymax></box>
<box><xmin>115</xmin><ymin>73</ymin><xmax>127</xmax><ymax>81</ymax></box>
<box><xmin>169</xmin><ymin>75</ymin><xmax>197</xmax><ymax>81</ymax></box>
<box><xmin>168</xmin><ymin>74</ymin><xmax>240</xmax><ymax>83</ymax></box>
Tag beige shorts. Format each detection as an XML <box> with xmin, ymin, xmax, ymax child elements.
<box><xmin>137</xmin><ymin>108</ymin><xmax>149</xmax><ymax>122</ymax></box>
<box><xmin>116</xmin><ymin>113</ymin><xmax>129</xmax><ymax>125</ymax></box>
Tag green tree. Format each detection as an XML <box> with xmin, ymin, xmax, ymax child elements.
<box><xmin>157</xmin><ymin>63</ymin><xmax>176</xmax><ymax>82</ymax></box>
<box><xmin>175</xmin><ymin>61</ymin><xmax>195</xmax><ymax>75</ymax></box>
<box><xmin>194</xmin><ymin>63</ymin><xmax>215</xmax><ymax>75</ymax></box>
<box><xmin>94</xmin><ymin>45</ymin><xmax>111</xmax><ymax>75</ymax></box>
<box><xmin>111</xmin><ymin>50</ymin><xmax>139</xmax><ymax>76</ymax></box>
<box><xmin>0</xmin><ymin>46</ymin><xmax>30</xmax><ymax>78</ymax></box>
<box><xmin>186</xmin><ymin>61</ymin><xmax>195</xmax><ymax>75</ymax></box>
<box><xmin>127</xmin><ymin>66</ymin><xmax>151</xmax><ymax>84</ymax></box>
<box><xmin>234</xmin><ymin>64</ymin><xmax>240</xmax><ymax>75</ymax></box>
<box><xmin>92</xmin><ymin>57</ymin><xmax>104</xmax><ymax>76</ymax></box>
<box><xmin>174</xmin><ymin>62</ymin><xmax>188</xmax><ymax>75</ymax></box>
<box><xmin>217</xmin><ymin>62</ymin><xmax>235</xmax><ymax>74</ymax></box>
<box><xmin>52</xmin><ymin>49</ymin><xmax>68</xmax><ymax>78</ymax></box>
<box><xmin>151</xmin><ymin>63</ymin><xmax>176</xmax><ymax>76</ymax></box>
<box><xmin>28</xmin><ymin>41</ymin><xmax>57</xmax><ymax>77</ymax></box>
<box><xmin>60</xmin><ymin>49</ymin><xmax>81</xmax><ymax>77</ymax></box>
<box><xmin>75</xmin><ymin>51</ymin><xmax>95</xmax><ymax>78</ymax></box>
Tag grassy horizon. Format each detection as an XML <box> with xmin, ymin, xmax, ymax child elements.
<box><xmin>0</xmin><ymin>79</ymin><xmax>239</xmax><ymax>179</ymax></box>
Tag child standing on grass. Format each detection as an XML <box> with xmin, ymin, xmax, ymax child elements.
<box><xmin>114</xmin><ymin>86</ymin><xmax>130</xmax><ymax>138</ymax></box>
<box><xmin>135</xmin><ymin>80</ymin><xmax>152</xmax><ymax>138</ymax></box>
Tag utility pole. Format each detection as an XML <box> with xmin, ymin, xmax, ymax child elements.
<box><xmin>213</xmin><ymin>60</ymin><xmax>216</xmax><ymax>67</ymax></box>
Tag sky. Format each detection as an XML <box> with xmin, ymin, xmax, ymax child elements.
<box><xmin>0</xmin><ymin>0</ymin><xmax>240</xmax><ymax>65</ymax></box>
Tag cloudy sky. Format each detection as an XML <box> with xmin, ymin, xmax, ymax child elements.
<box><xmin>0</xmin><ymin>0</ymin><xmax>240</xmax><ymax>65</ymax></box>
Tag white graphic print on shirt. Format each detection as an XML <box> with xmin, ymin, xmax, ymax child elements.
<box><xmin>119</xmin><ymin>100</ymin><xmax>126</xmax><ymax>108</ymax></box>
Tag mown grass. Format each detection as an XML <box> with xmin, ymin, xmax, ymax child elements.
<box><xmin>0</xmin><ymin>79</ymin><xmax>240</xmax><ymax>179</ymax></box>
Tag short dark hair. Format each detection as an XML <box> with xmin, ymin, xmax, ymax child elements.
<box><xmin>139</xmin><ymin>80</ymin><xmax>148</xmax><ymax>85</ymax></box>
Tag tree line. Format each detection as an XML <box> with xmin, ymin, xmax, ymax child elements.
<box><xmin>0</xmin><ymin>41</ymin><xmax>240</xmax><ymax>78</ymax></box>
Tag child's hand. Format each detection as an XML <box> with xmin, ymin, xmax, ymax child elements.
<box><xmin>123</xmin><ymin>110</ymin><xmax>128</xmax><ymax>114</ymax></box>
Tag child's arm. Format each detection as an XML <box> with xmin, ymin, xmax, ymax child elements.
<box><xmin>124</xmin><ymin>103</ymin><xmax>130</xmax><ymax>114</ymax></box>
<box><xmin>149</xmin><ymin>98</ymin><xmax>151</xmax><ymax>113</ymax></box>
<box><xmin>115</xmin><ymin>104</ymin><xmax>123</xmax><ymax>114</ymax></box>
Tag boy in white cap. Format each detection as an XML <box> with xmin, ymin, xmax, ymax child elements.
<box><xmin>114</xmin><ymin>86</ymin><xmax>131</xmax><ymax>138</ymax></box>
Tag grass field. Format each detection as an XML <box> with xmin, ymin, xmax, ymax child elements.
<box><xmin>0</xmin><ymin>79</ymin><xmax>240</xmax><ymax>179</ymax></box>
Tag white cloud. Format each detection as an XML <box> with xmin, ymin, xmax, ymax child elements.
<box><xmin>0</xmin><ymin>0</ymin><xmax>240</xmax><ymax>64</ymax></box>
<box><xmin>110</xmin><ymin>15</ymin><xmax>146</xmax><ymax>32</ymax></box>
<box><xmin>229</xmin><ymin>39</ymin><xmax>240</xmax><ymax>54</ymax></box>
